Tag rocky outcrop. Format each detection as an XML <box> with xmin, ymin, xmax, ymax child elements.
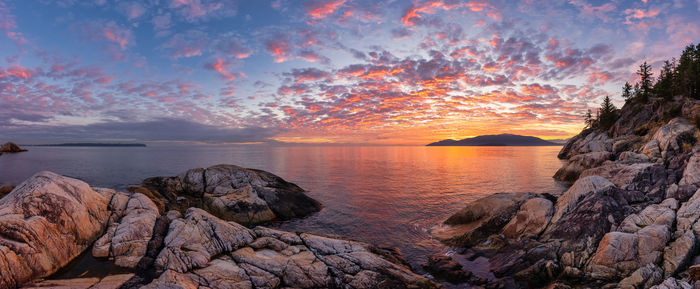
<box><xmin>0</xmin><ymin>172</ymin><xmax>110</xmax><ymax>289</ymax></box>
<box><xmin>649</xmin><ymin>118</ymin><xmax>695</xmax><ymax>159</ymax></box>
<box><xmin>679</xmin><ymin>147</ymin><xmax>700</xmax><ymax>187</ymax></box>
<box><xmin>92</xmin><ymin>192</ymin><xmax>159</xmax><ymax>268</ymax></box>
<box><xmin>139</xmin><ymin>208</ymin><xmax>437</xmax><ymax>289</ymax></box>
<box><xmin>431</xmin><ymin>98</ymin><xmax>700</xmax><ymax>288</ymax></box>
<box><xmin>587</xmin><ymin>201</ymin><xmax>676</xmax><ymax>280</ymax></box>
<box><xmin>557</xmin><ymin>130</ymin><xmax>612</xmax><ymax>160</ymax></box>
<box><xmin>579</xmin><ymin>162</ymin><xmax>669</xmax><ymax>197</ymax></box>
<box><xmin>21</xmin><ymin>273</ymin><xmax>135</xmax><ymax>289</ymax></box>
<box><xmin>135</xmin><ymin>164</ymin><xmax>322</xmax><ymax>225</ymax></box>
<box><xmin>431</xmin><ymin>192</ymin><xmax>536</xmax><ymax>246</ymax></box>
<box><xmin>553</xmin><ymin>151</ymin><xmax>613</xmax><ymax>182</ymax></box>
<box><xmin>0</xmin><ymin>171</ymin><xmax>436</xmax><ymax>289</ymax></box>
<box><xmin>0</xmin><ymin>142</ymin><xmax>27</xmax><ymax>155</ymax></box>
<box><xmin>501</xmin><ymin>197</ymin><xmax>553</xmax><ymax>239</ymax></box>
<box><xmin>422</xmin><ymin>254</ymin><xmax>471</xmax><ymax>284</ymax></box>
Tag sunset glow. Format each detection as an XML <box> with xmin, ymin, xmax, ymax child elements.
<box><xmin>1</xmin><ymin>0</ymin><xmax>699</xmax><ymax>144</ymax></box>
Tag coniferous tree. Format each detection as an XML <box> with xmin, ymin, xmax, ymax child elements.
<box><xmin>637</xmin><ymin>62</ymin><xmax>653</xmax><ymax>102</ymax></box>
<box><xmin>598</xmin><ymin>96</ymin><xmax>618</xmax><ymax>130</ymax></box>
<box><xmin>584</xmin><ymin>109</ymin><xmax>594</xmax><ymax>129</ymax></box>
<box><xmin>622</xmin><ymin>82</ymin><xmax>633</xmax><ymax>101</ymax></box>
<box><xmin>654</xmin><ymin>59</ymin><xmax>676</xmax><ymax>100</ymax></box>
<box><xmin>676</xmin><ymin>44</ymin><xmax>700</xmax><ymax>99</ymax></box>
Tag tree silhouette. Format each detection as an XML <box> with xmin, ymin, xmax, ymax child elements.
<box><xmin>654</xmin><ymin>59</ymin><xmax>677</xmax><ymax>100</ymax></box>
<box><xmin>636</xmin><ymin>62</ymin><xmax>653</xmax><ymax>102</ymax></box>
<box><xmin>622</xmin><ymin>82</ymin><xmax>633</xmax><ymax>101</ymax></box>
<box><xmin>584</xmin><ymin>109</ymin><xmax>594</xmax><ymax>129</ymax></box>
<box><xmin>598</xmin><ymin>96</ymin><xmax>618</xmax><ymax>130</ymax></box>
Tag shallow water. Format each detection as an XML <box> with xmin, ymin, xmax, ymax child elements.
<box><xmin>0</xmin><ymin>145</ymin><xmax>568</xmax><ymax>283</ymax></box>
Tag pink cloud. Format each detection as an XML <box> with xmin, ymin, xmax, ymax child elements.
<box><xmin>79</xmin><ymin>20</ymin><xmax>134</xmax><ymax>50</ymax></box>
<box><xmin>0</xmin><ymin>65</ymin><xmax>32</xmax><ymax>79</ymax></box>
<box><xmin>204</xmin><ymin>58</ymin><xmax>240</xmax><ymax>81</ymax></box>
<box><xmin>623</xmin><ymin>8</ymin><xmax>660</xmax><ymax>24</ymax></box>
<box><xmin>0</xmin><ymin>2</ymin><xmax>28</xmax><ymax>50</ymax></box>
<box><xmin>265</xmin><ymin>38</ymin><xmax>291</xmax><ymax>63</ymax></box>
<box><xmin>305</xmin><ymin>0</ymin><xmax>346</xmax><ymax>19</ymax></box>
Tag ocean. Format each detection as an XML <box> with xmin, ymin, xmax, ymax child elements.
<box><xmin>0</xmin><ymin>145</ymin><xmax>568</xmax><ymax>282</ymax></box>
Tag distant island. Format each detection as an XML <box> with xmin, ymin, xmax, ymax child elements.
<box><xmin>426</xmin><ymin>133</ymin><xmax>561</xmax><ymax>146</ymax></box>
<box><xmin>27</xmin><ymin>143</ymin><xmax>147</xmax><ymax>147</ymax></box>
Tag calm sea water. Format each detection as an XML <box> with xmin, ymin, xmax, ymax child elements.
<box><xmin>0</xmin><ymin>145</ymin><xmax>567</xmax><ymax>281</ymax></box>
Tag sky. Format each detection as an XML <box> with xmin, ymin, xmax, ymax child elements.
<box><xmin>0</xmin><ymin>0</ymin><xmax>699</xmax><ymax>145</ymax></box>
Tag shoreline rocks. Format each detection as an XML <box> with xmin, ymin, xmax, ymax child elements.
<box><xmin>0</xmin><ymin>172</ymin><xmax>110</xmax><ymax>289</ymax></box>
<box><xmin>1</xmin><ymin>168</ymin><xmax>436</xmax><ymax>289</ymax></box>
<box><xmin>428</xmin><ymin>97</ymin><xmax>700</xmax><ymax>288</ymax></box>
<box><xmin>132</xmin><ymin>164</ymin><xmax>322</xmax><ymax>225</ymax></box>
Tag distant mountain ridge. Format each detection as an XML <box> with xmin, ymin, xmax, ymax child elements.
<box><xmin>426</xmin><ymin>134</ymin><xmax>561</xmax><ymax>146</ymax></box>
<box><xmin>26</xmin><ymin>143</ymin><xmax>147</xmax><ymax>147</ymax></box>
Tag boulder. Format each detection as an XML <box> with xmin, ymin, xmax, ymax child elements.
<box><xmin>550</xmin><ymin>176</ymin><xmax>615</xmax><ymax>224</ymax></box>
<box><xmin>579</xmin><ymin>162</ymin><xmax>668</xmax><ymax>194</ymax></box>
<box><xmin>553</xmin><ymin>151</ymin><xmax>613</xmax><ymax>182</ymax></box>
<box><xmin>92</xmin><ymin>192</ymin><xmax>159</xmax><ymax>268</ymax></box>
<box><xmin>651</xmin><ymin>117</ymin><xmax>696</xmax><ymax>158</ymax></box>
<box><xmin>153</xmin><ymin>208</ymin><xmax>255</xmax><ymax>273</ymax></box>
<box><xmin>502</xmin><ymin>197</ymin><xmax>553</xmax><ymax>239</ymax></box>
<box><xmin>619</xmin><ymin>151</ymin><xmax>651</xmax><ymax>163</ymax></box>
<box><xmin>422</xmin><ymin>254</ymin><xmax>471</xmax><ymax>284</ymax></box>
<box><xmin>679</xmin><ymin>148</ymin><xmax>700</xmax><ymax>187</ymax></box>
<box><xmin>665</xmin><ymin>184</ymin><xmax>698</xmax><ymax>202</ymax></box>
<box><xmin>674</xmin><ymin>189</ymin><xmax>700</xmax><ymax>235</ymax></box>
<box><xmin>0</xmin><ymin>172</ymin><xmax>110</xmax><ymax>288</ymax></box>
<box><xmin>649</xmin><ymin>277</ymin><xmax>692</xmax><ymax>289</ymax></box>
<box><xmin>543</xmin><ymin>180</ymin><xmax>636</xmax><ymax>274</ymax></box>
<box><xmin>614</xmin><ymin>136</ymin><xmax>643</xmax><ymax>155</ymax></box>
<box><xmin>611</xmin><ymin>101</ymin><xmax>654</xmax><ymax>137</ymax></box>
<box><xmin>0</xmin><ymin>142</ymin><xmax>27</xmax><ymax>154</ymax></box>
<box><xmin>643</xmin><ymin>140</ymin><xmax>663</xmax><ymax>160</ymax></box>
<box><xmin>617</xmin><ymin>264</ymin><xmax>663</xmax><ymax>289</ymax></box>
<box><xmin>587</xmin><ymin>203</ymin><xmax>676</xmax><ymax>280</ymax></box>
<box><xmin>432</xmin><ymin>192</ymin><xmax>536</xmax><ymax>246</ymax></box>
<box><xmin>663</xmin><ymin>231</ymin><xmax>696</xmax><ymax>278</ymax></box>
<box><xmin>557</xmin><ymin>130</ymin><xmax>612</xmax><ymax>160</ymax></box>
<box><xmin>139</xmin><ymin>164</ymin><xmax>322</xmax><ymax>225</ymax></box>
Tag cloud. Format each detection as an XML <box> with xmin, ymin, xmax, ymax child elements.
<box><xmin>0</xmin><ymin>1</ymin><xmax>27</xmax><ymax>50</ymax></box>
<box><xmin>623</xmin><ymin>8</ymin><xmax>660</xmax><ymax>24</ymax></box>
<box><xmin>265</xmin><ymin>36</ymin><xmax>292</xmax><ymax>63</ymax></box>
<box><xmin>152</xmin><ymin>13</ymin><xmax>173</xmax><ymax>33</ymax></box>
<box><xmin>161</xmin><ymin>30</ymin><xmax>209</xmax><ymax>58</ymax></box>
<box><xmin>204</xmin><ymin>58</ymin><xmax>241</xmax><ymax>81</ymax></box>
<box><xmin>305</xmin><ymin>0</ymin><xmax>346</xmax><ymax>19</ymax></box>
<box><xmin>120</xmin><ymin>2</ymin><xmax>146</xmax><ymax>20</ymax></box>
<box><xmin>78</xmin><ymin>20</ymin><xmax>134</xmax><ymax>50</ymax></box>
<box><xmin>215</xmin><ymin>36</ymin><xmax>253</xmax><ymax>59</ymax></box>
<box><xmin>169</xmin><ymin>0</ymin><xmax>237</xmax><ymax>22</ymax></box>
